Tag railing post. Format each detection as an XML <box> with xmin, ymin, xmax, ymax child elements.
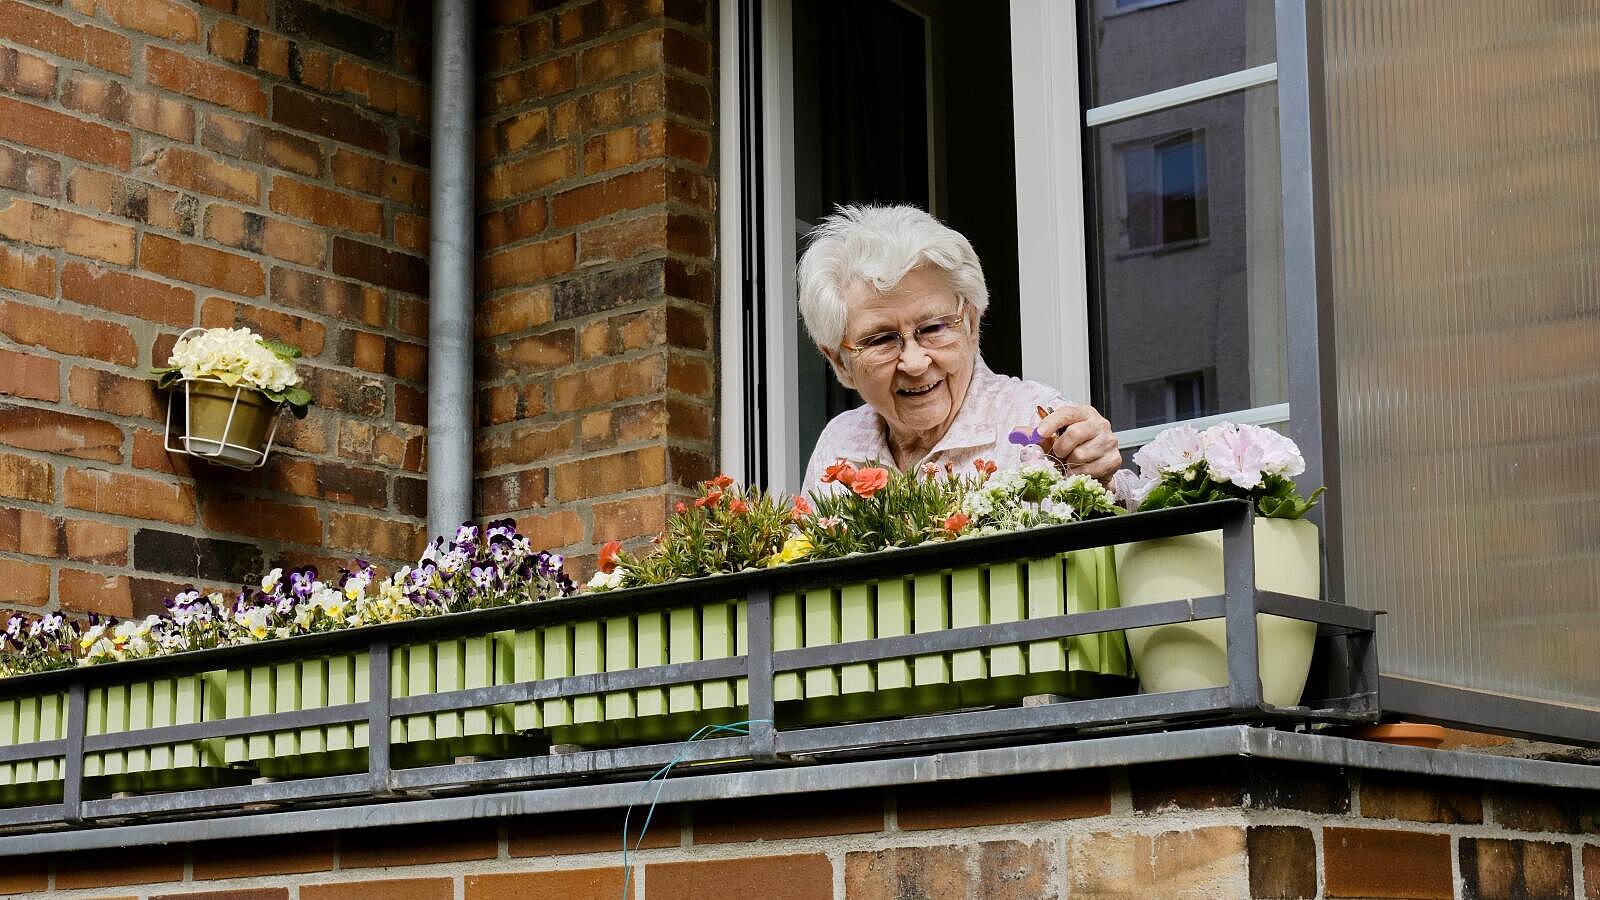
<box><xmin>1223</xmin><ymin>504</ymin><xmax>1264</xmax><ymax>712</ymax></box>
<box><xmin>61</xmin><ymin>681</ymin><xmax>87</xmax><ymax>826</ymax></box>
<box><xmin>368</xmin><ymin>641</ymin><xmax>392</xmax><ymax>794</ymax></box>
<box><xmin>744</xmin><ymin>585</ymin><xmax>777</xmax><ymax>760</ymax></box>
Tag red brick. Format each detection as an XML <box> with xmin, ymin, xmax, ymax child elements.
<box><xmin>303</xmin><ymin>879</ymin><xmax>450</xmax><ymax>900</ymax></box>
<box><xmin>489</xmin><ymin>329</ymin><xmax>576</xmax><ymax>376</ymax></box>
<box><xmin>56</xmin><ymin>845</ymin><xmax>186</xmax><ymax>889</ymax></box>
<box><xmin>483</xmin><ymin>56</ymin><xmax>576</xmax><ymax>115</ymax></box>
<box><xmin>0</xmin><ymin>854</ymin><xmax>46</xmax><ymax>893</ymax></box>
<box><xmin>552</xmin><ymin>166</ymin><xmax>667</xmax><ymax>229</ymax></box>
<box><xmin>266</xmin><ymin>459</ymin><xmax>386</xmax><ymax>509</ymax></box>
<box><xmin>481</xmin><ymin>145</ymin><xmax>576</xmax><ymax>204</ymax></box>
<box><xmin>62</xmin><ymin>262</ymin><xmax>194</xmax><ymax>328</ymax></box>
<box><xmin>395</xmin><ymin>212</ymin><xmax>428</xmax><ymax>255</ymax></box>
<box><xmin>646</xmin><ymin>855</ymin><xmax>834</xmax><ymax>900</ymax></box>
<box><xmin>896</xmin><ymin>772</ymin><xmax>1109</xmax><ymax>830</ymax></box>
<box><xmin>151</xmin><ymin>891</ymin><xmax>285</xmax><ymax>900</ymax></box>
<box><xmin>65</xmin><ymin>169</ymin><xmax>195</xmax><ymax>233</ymax></box>
<box><xmin>271</xmin><ymin>268</ymin><xmax>386</xmax><ymax>326</ymax></box>
<box><xmin>1323</xmin><ymin>827</ymin><xmax>1453</xmax><ymax>899</ymax></box>
<box><xmin>140</xmin><ymin>233</ymin><xmax>265</xmax><ymax>296</ymax></box>
<box><xmin>327</xmin><ymin>511</ymin><xmax>423</xmax><ymax>561</ymax></box>
<box><xmin>0</xmin><ymin>508</ymin><xmax>61</xmax><ymax>558</ymax></box>
<box><xmin>478</xmin><ymin>197</ymin><xmax>548</xmax><ymax>251</ymax></box>
<box><xmin>199</xmin><ymin>296</ymin><xmax>326</xmax><ymax>357</ymax></box>
<box><xmin>204</xmin><ymin>206</ymin><xmax>326</xmax><ymax>267</ymax></box>
<box><xmin>340</xmin><ymin>823</ymin><xmax>498</xmax><ymax>869</ymax></box>
<box><xmin>466</xmin><ymin>869</ymin><xmax>624</xmax><ymax>900</ymax></box>
<box><xmin>331</xmin><ymin>58</ymin><xmax>426</xmax><ymax>122</ymax></box>
<box><xmin>697</xmin><ymin>792</ymin><xmax>882</xmax><ymax>844</ymax></box>
<box><xmin>551</xmin><ymin>355</ymin><xmax>666</xmax><ymax>412</ymax></box>
<box><xmin>0</xmin><ymin>450</ymin><xmax>52</xmax><ymax>503</ymax></box>
<box><xmin>0</xmin><ymin>301</ymin><xmax>137</xmax><ymax>367</ymax></box>
<box><xmin>553</xmin><ymin>446</ymin><xmax>667</xmax><ymax>501</ymax></box>
<box><xmin>202</xmin><ymin>112</ymin><xmax>323</xmax><ymax>176</ymax></box>
<box><xmin>665</xmin><ymin>305</ymin><xmax>710</xmax><ymax>351</ymax></box>
<box><xmin>1585</xmin><ymin>845</ymin><xmax>1600</xmax><ymax>900</ymax></box>
<box><xmin>513</xmin><ymin>508</ymin><xmax>584</xmax><ymax>551</ymax></box>
<box><xmin>508</xmin><ymin>808</ymin><xmax>681</xmax><ymax>858</ymax></box>
<box><xmin>151</xmin><ymin>147</ymin><xmax>260</xmax><ymax>203</ymax></box>
<box><xmin>332</xmin><ymin>238</ymin><xmax>427</xmax><ymax>294</ymax></box>
<box><xmin>475</xmin><ymin>468</ymin><xmax>547</xmax><ymax>516</ymax></box>
<box><xmin>59</xmin><ymin>567</ymin><xmax>132</xmax><ymax>616</ymax></box>
<box><xmin>0</xmin><ymin>347</ymin><xmax>58</xmax><ymax>402</ymax></box>
<box><xmin>68</xmin><ymin>367</ymin><xmax>162</xmax><ymax>419</ymax></box>
<box><xmin>192</xmin><ymin>835</ymin><xmax>334</xmax><ymax>880</ymax></box>
<box><xmin>0</xmin><ymin>1</ymin><xmax>132</xmax><ymax>75</ymax></box>
<box><xmin>591</xmin><ymin>494</ymin><xmax>668</xmax><ymax>541</ymax></box>
<box><xmin>0</xmin><ymin>46</ymin><xmax>57</xmax><ymax>99</ymax></box>
<box><xmin>201</xmin><ymin>494</ymin><xmax>322</xmax><ymax>544</ymax></box>
<box><xmin>480</xmin><ymin>235</ymin><xmax>576</xmax><ymax>294</ymax></box>
<box><xmin>1361</xmin><ymin>772</ymin><xmax>1482</xmax><ymax>824</ymax></box>
<box><xmin>0</xmin><ymin>244</ymin><xmax>53</xmax><ymax>297</ymax></box>
<box><xmin>335</xmin><ymin>420</ymin><xmax>411</xmax><ymax>467</ymax></box>
<box><xmin>0</xmin><ymin>144</ymin><xmax>60</xmax><ymax>198</ymax></box>
<box><xmin>64</xmin><ymin>518</ymin><xmax>128</xmax><ymax>565</ymax></box>
<box><xmin>580</xmin><ymin>400</ymin><xmax>668</xmax><ymax>450</ymax></box>
<box><xmin>1459</xmin><ymin>837</ymin><xmax>1573</xmax><ymax>900</ymax></box>
<box><xmin>272</xmin><ymin>85</ymin><xmax>387</xmax><ymax>153</ymax></box>
<box><xmin>0</xmin><ymin>404</ymin><xmax>123</xmax><ymax>462</ymax></box>
<box><xmin>330</xmin><ymin>149</ymin><xmax>427</xmax><ymax>206</ymax></box>
<box><xmin>65</xmin><ymin>468</ymin><xmax>195</xmax><ymax>525</ymax></box>
<box><xmin>146</xmin><ymin>45</ymin><xmax>266</xmax><ymax>115</ymax></box>
<box><xmin>0</xmin><ymin>197</ymin><xmax>135</xmax><ymax>264</ymax></box>
<box><xmin>79</xmin><ymin>0</ymin><xmax>200</xmax><ymax>43</ymax></box>
<box><xmin>477</xmin><ymin>287</ymin><xmax>552</xmax><ymax>337</ymax></box>
<box><xmin>579</xmin><ymin>30</ymin><xmax>665</xmax><ymax>84</ymax></box>
<box><xmin>62</xmin><ymin>70</ymin><xmax>193</xmax><ymax>141</ymax></box>
<box><xmin>483</xmin><ymin>108</ymin><xmax>548</xmax><ymax>158</ymax></box>
<box><xmin>0</xmin><ymin>558</ymin><xmax>50</xmax><ymax>607</ymax></box>
<box><xmin>270</xmin><ymin>177</ymin><xmax>384</xmax><ymax>235</ymax></box>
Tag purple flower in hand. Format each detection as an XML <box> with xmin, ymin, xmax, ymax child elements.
<box><xmin>1008</xmin><ymin>426</ymin><xmax>1041</xmax><ymax>446</ymax></box>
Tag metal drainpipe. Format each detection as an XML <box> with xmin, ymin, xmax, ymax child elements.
<box><xmin>427</xmin><ymin>0</ymin><xmax>474</xmax><ymax>539</ymax></box>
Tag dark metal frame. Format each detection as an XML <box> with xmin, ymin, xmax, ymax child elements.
<box><xmin>0</xmin><ymin>502</ymin><xmax>1379</xmax><ymax>847</ymax></box>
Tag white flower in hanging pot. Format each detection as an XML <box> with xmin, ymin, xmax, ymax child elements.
<box><xmin>151</xmin><ymin>326</ymin><xmax>313</xmax><ymax>469</ymax></box>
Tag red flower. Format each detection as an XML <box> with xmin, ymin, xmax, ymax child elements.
<box><xmin>598</xmin><ymin>540</ymin><xmax>622</xmax><ymax>574</ymax></box>
<box><xmin>822</xmin><ymin>460</ymin><xmax>857</xmax><ymax>486</ymax></box>
<box><xmin>729</xmin><ymin>498</ymin><xmax>749</xmax><ymax>515</ymax></box>
<box><xmin>791</xmin><ymin>496</ymin><xmax>812</xmax><ymax>520</ymax></box>
<box><xmin>942</xmin><ymin>512</ymin><xmax>970</xmax><ymax>535</ymax></box>
<box><xmin>851</xmin><ymin>466</ymin><xmax>890</xmax><ymax>498</ymax></box>
<box><xmin>709</xmin><ymin>473</ymin><xmax>734</xmax><ymax>490</ymax></box>
<box><xmin>674</xmin><ymin>501</ymin><xmax>687</xmax><ymax>514</ymax></box>
<box><xmin>973</xmin><ymin>458</ymin><xmax>997</xmax><ymax>478</ymax></box>
<box><xmin>695</xmin><ymin>489</ymin><xmax>724</xmax><ymax>508</ymax></box>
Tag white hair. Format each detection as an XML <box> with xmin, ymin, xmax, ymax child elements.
<box><xmin>797</xmin><ymin>204</ymin><xmax>989</xmax><ymax>349</ymax></box>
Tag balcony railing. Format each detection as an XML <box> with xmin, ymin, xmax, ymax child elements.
<box><xmin>0</xmin><ymin>500</ymin><xmax>1379</xmax><ymax>849</ymax></box>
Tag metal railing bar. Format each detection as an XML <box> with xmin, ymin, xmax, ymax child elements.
<box><xmin>775</xmin><ymin>687</ymin><xmax>1233</xmax><ymax>755</ymax></box>
<box><xmin>0</xmin><ymin>740</ymin><xmax>67</xmax><ymax>764</ymax></box>
<box><xmin>82</xmin><ymin>703</ymin><xmax>368</xmax><ymax>752</ymax></box>
<box><xmin>1255</xmin><ymin>591</ymin><xmax>1378</xmax><ymax>630</ymax></box>
<box><xmin>391</xmin><ymin>735</ymin><xmax>758</xmax><ymax>791</ymax></box>
<box><xmin>368</xmin><ymin>641</ymin><xmax>391</xmax><ymax>794</ymax></box>
<box><xmin>745</xmin><ymin>584</ymin><xmax>777</xmax><ymax>760</ymax></box>
<box><xmin>390</xmin><ymin>657</ymin><xmax>750</xmax><ymax>716</ymax></box>
<box><xmin>61</xmin><ymin>682</ymin><xmax>84</xmax><ymax>826</ymax></box>
<box><xmin>0</xmin><ymin>802</ymin><xmax>70</xmax><ymax>828</ymax></box>
<box><xmin>1222</xmin><ymin>509</ymin><xmax>1263</xmax><ymax>712</ymax></box>
<box><xmin>773</xmin><ymin>597</ymin><xmax>1228</xmax><ymax>672</ymax></box>
<box><xmin>82</xmin><ymin>773</ymin><xmax>376</xmax><ymax>819</ymax></box>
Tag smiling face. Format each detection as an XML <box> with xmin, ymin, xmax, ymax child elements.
<box><xmin>823</xmin><ymin>265</ymin><xmax>980</xmax><ymax>463</ymax></box>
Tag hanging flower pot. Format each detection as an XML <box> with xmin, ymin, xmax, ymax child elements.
<box><xmin>152</xmin><ymin>327</ymin><xmax>313</xmax><ymax>470</ymax></box>
<box><xmin>1109</xmin><ymin>422</ymin><xmax>1327</xmax><ymax>707</ymax></box>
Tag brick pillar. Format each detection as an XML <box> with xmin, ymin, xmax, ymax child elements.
<box><xmin>0</xmin><ymin>0</ymin><xmax>430</xmax><ymax>617</ymax></box>
<box><xmin>474</xmin><ymin>1</ymin><xmax>717</xmax><ymax>574</ymax></box>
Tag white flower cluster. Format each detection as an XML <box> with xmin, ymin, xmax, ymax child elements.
<box><xmin>1113</xmin><ymin>422</ymin><xmax>1306</xmax><ymax>509</ymax></box>
<box><xmin>168</xmin><ymin>327</ymin><xmax>301</xmax><ymax>393</ymax></box>
<box><xmin>961</xmin><ymin>462</ymin><xmax>1118</xmax><ymax>534</ymax></box>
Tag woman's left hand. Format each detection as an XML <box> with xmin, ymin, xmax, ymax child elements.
<box><xmin>1036</xmin><ymin>404</ymin><xmax>1121</xmax><ymax>481</ymax></box>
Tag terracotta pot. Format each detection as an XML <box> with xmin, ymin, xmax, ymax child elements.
<box><xmin>180</xmin><ymin>378</ymin><xmax>276</xmax><ymax>467</ymax></box>
<box><xmin>1114</xmin><ymin>516</ymin><xmax>1319</xmax><ymax>707</ymax></box>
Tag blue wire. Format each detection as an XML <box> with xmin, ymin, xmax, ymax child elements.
<box><xmin>620</xmin><ymin>719</ymin><xmax>771</xmax><ymax>900</ymax></box>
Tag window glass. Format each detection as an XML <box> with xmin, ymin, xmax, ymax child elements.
<box><xmin>1082</xmin><ymin>0</ymin><xmax>1277</xmax><ymax>107</ymax></box>
<box><xmin>1085</xmin><ymin>86</ymin><xmax>1286</xmax><ymax>432</ymax></box>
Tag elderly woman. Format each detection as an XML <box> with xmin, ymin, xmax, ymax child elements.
<box><xmin>799</xmin><ymin>204</ymin><xmax>1120</xmax><ymax>489</ymax></box>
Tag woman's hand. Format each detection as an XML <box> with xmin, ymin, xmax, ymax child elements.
<box><xmin>1036</xmin><ymin>404</ymin><xmax>1121</xmax><ymax>481</ymax></box>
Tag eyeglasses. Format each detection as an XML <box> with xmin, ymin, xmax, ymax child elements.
<box><xmin>840</xmin><ymin>301</ymin><xmax>968</xmax><ymax>367</ymax></box>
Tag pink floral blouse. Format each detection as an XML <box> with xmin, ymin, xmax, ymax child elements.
<box><xmin>802</xmin><ymin>359</ymin><xmax>1070</xmax><ymax>492</ymax></box>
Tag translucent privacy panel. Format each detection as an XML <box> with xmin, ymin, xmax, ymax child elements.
<box><xmin>1324</xmin><ymin>1</ymin><xmax>1600</xmax><ymax>707</ymax></box>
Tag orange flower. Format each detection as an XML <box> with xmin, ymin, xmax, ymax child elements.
<box><xmin>709</xmin><ymin>473</ymin><xmax>734</xmax><ymax>490</ymax></box>
<box><xmin>598</xmin><ymin>540</ymin><xmax>622</xmax><ymax>574</ymax></box>
<box><xmin>822</xmin><ymin>460</ymin><xmax>856</xmax><ymax>486</ymax></box>
<box><xmin>729</xmin><ymin>498</ymin><xmax>749</xmax><ymax>515</ymax></box>
<box><xmin>791</xmin><ymin>496</ymin><xmax>812</xmax><ymax>520</ymax></box>
<box><xmin>851</xmin><ymin>466</ymin><xmax>890</xmax><ymax>498</ymax></box>
<box><xmin>674</xmin><ymin>501</ymin><xmax>687</xmax><ymax>514</ymax></box>
<box><xmin>942</xmin><ymin>512</ymin><xmax>970</xmax><ymax>535</ymax></box>
<box><xmin>973</xmin><ymin>458</ymin><xmax>997</xmax><ymax>476</ymax></box>
<box><xmin>694</xmin><ymin>489</ymin><xmax>723</xmax><ymax>508</ymax></box>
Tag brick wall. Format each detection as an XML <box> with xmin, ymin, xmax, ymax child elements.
<box><xmin>473</xmin><ymin>0</ymin><xmax>719</xmax><ymax>575</ymax></box>
<box><xmin>0</xmin><ymin>0</ymin><xmax>431</xmax><ymax>617</ymax></box>
<box><xmin>4</xmin><ymin>760</ymin><xmax>1597</xmax><ymax>898</ymax></box>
